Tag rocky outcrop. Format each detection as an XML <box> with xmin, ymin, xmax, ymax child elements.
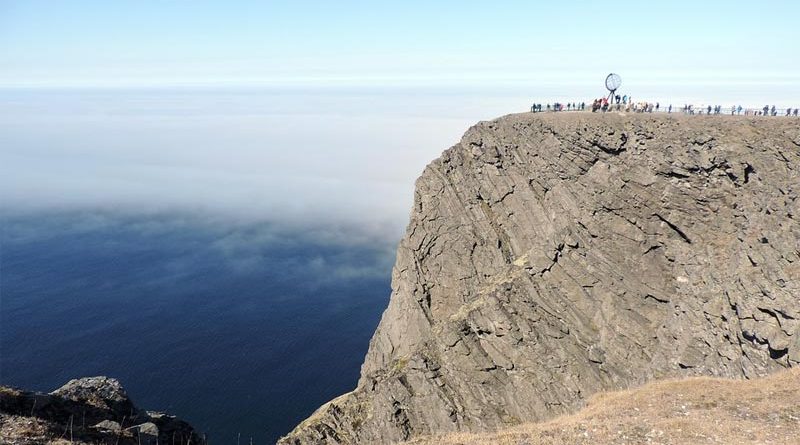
<box><xmin>279</xmin><ymin>112</ymin><xmax>800</xmax><ymax>445</ymax></box>
<box><xmin>0</xmin><ymin>377</ymin><xmax>203</xmax><ymax>445</ymax></box>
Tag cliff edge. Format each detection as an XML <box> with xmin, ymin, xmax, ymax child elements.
<box><xmin>280</xmin><ymin>112</ymin><xmax>800</xmax><ymax>445</ymax></box>
<box><xmin>0</xmin><ymin>377</ymin><xmax>204</xmax><ymax>445</ymax></box>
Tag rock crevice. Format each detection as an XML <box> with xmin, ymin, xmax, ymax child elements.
<box><xmin>279</xmin><ymin>113</ymin><xmax>800</xmax><ymax>445</ymax></box>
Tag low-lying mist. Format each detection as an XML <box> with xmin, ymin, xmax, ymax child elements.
<box><xmin>1</xmin><ymin>210</ymin><xmax>397</xmax><ymax>443</ymax></box>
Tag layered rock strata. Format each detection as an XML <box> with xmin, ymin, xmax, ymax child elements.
<box><xmin>280</xmin><ymin>112</ymin><xmax>800</xmax><ymax>445</ymax></box>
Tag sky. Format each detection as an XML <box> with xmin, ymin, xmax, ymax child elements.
<box><xmin>2</xmin><ymin>4</ymin><xmax>798</xmax><ymax>439</ymax></box>
<box><xmin>1</xmin><ymin>0</ymin><xmax>799</xmax><ymax>88</ymax></box>
<box><xmin>1</xmin><ymin>0</ymin><xmax>800</xmax><ymax>237</ymax></box>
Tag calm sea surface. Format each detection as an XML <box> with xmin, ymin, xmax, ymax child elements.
<box><xmin>1</xmin><ymin>211</ymin><xmax>394</xmax><ymax>443</ymax></box>
<box><xmin>0</xmin><ymin>86</ymin><xmax>502</xmax><ymax>443</ymax></box>
<box><xmin>2</xmin><ymin>84</ymin><xmax>795</xmax><ymax>443</ymax></box>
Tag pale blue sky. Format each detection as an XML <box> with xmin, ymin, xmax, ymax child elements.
<box><xmin>1</xmin><ymin>1</ymin><xmax>800</xmax><ymax>236</ymax></box>
<box><xmin>2</xmin><ymin>0</ymin><xmax>798</xmax><ymax>87</ymax></box>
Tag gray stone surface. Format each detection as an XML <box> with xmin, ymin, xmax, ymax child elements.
<box><xmin>1</xmin><ymin>376</ymin><xmax>203</xmax><ymax>444</ymax></box>
<box><xmin>279</xmin><ymin>112</ymin><xmax>800</xmax><ymax>445</ymax></box>
<box><xmin>94</xmin><ymin>419</ymin><xmax>122</xmax><ymax>432</ymax></box>
<box><xmin>130</xmin><ymin>421</ymin><xmax>160</xmax><ymax>443</ymax></box>
<box><xmin>51</xmin><ymin>376</ymin><xmax>134</xmax><ymax>417</ymax></box>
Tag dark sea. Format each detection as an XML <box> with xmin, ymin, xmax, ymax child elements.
<box><xmin>0</xmin><ymin>86</ymin><xmax>514</xmax><ymax>445</ymax></box>
<box><xmin>0</xmin><ymin>210</ymin><xmax>395</xmax><ymax>444</ymax></box>
<box><xmin>3</xmin><ymin>80</ymin><xmax>799</xmax><ymax>445</ymax></box>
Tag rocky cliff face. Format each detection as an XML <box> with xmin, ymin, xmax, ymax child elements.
<box><xmin>279</xmin><ymin>112</ymin><xmax>800</xmax><ymax>445</ymax></box>
<box><xmin>1</xmin><ymin>377</ymin><xmax>204</xmax><ymax>445</ymax></box>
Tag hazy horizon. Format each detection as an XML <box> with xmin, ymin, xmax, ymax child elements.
<box><xmin>2</xmin><ymin>1</ymin><xmax>799</xmax><ymax>443</ymax></box>
<box><xmin>2</xmin><ymin>1</ymin><xmax>800</xmax><ymax>90</ymax></box>
<box><xmin>3</xmin><ymin>1</ymin><xmax>800</xmax><ymax>232</ymax></box>
<box><xmin>3</xmin><ymin>83</ymin><xmax>799</xmax><ymax>242</ymax></box>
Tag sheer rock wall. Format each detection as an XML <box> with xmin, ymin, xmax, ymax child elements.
<box><xmin>279</xmin><ymin>112</ymin><xmax>800</xmax><ymax>445</ymax></box>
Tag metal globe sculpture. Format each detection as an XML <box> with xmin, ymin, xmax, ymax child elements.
<box><xmin>605</xmin><ymin>73</ymin><xmax>622</xmax><ymax>93</ymax></box>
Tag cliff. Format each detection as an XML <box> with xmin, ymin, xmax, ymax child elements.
<box><xmin>0</xmin><ymin>377</ymin><xmax>204</xmax><ymax>445</ymax></box>
<box><xmin>279</xmin><ymin>112</ymin><xmax>800</xmax><ymax>444</ymax></box>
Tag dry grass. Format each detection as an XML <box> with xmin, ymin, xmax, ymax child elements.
<box><xmin>0</xmin><ymin>414</ymin><xmax>86</xmax><ymax>445</ymax></box>
<box><xmin>404</xmin><ymin>368</ymin><xmax>800</xmax><ymax>445</ymax></box>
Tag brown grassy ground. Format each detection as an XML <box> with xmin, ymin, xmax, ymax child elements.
<box><xmin>404</xmin><ymin>368</ymin><xmax>800</xmax><ymax>445</ymax></box>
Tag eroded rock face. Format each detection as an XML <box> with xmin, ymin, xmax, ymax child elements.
<box><xmin>0</xmin><ymin>376</ymin><xmax>203</xmax><ymax>445</ymax></box>
<box><xmin>51</xmin><ymin>377</ymin><xmax>135</xmax><ymax>418</ymax></box>
<box><xmin>279</xmin><ymin>112</ymin><xmax>800</xmax><ymax>445</ymax></box>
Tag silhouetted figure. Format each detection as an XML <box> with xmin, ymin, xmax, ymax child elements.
<box><xmin>737</xmin><ymin>105</ymin><xmax>743</xmax><ymax>115</ymax></box>
<box><xmin>763</xmin><ymin>105</ymin><xmax>769</xmax><ymax>115</ymax></box>
<box><xmin>707</xmin><ymin>105</ymin><xmax>712</xmax><ymax>115</ymax></box>
<box><xmin>668</xmin><ymin>104</ymin><xmax>672</xmax><ymax>113</ymax></box>
<box><xmin>581</xmin><ymin>102</ymin><xmax>585</xmax><ymax>110</ymax></box>
<box><xmin>795</xmin><ymin>109</ymin><xmax>799</xmax><ymax>117</ymax></box>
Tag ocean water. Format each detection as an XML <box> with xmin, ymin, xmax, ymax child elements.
<box><xmin>1</xmin><ymin>86</ymin><xmax>504</xmax><ymax>444</ymax></box>
<box><xmin>2</xmin><ymin>83</ymin><xmax>798</xmax><ymax>443</ymax></box>
<box><xmin>1</xmin><ymin>211</ymin><xmax>394</xmax><ymax>443</ymax></box>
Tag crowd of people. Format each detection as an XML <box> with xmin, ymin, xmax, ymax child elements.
<box><xmin>531</xmin><ymin>102</ymin><xmax>585</xmax><ymax>112</ymax></box>
<box><xmin>678</xmin><ymin>104</ymin><xmax>798</xmax><ymax>116</ymax></box>
<box><xmin>756</xmin><ymin>105</ymin><xmax>799</xmax><ymax>116</ymax></box>
<box><xmin>531</xmin><ymin>96</ymin><xmax>799</xmax><ymax>117</ymax></box>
